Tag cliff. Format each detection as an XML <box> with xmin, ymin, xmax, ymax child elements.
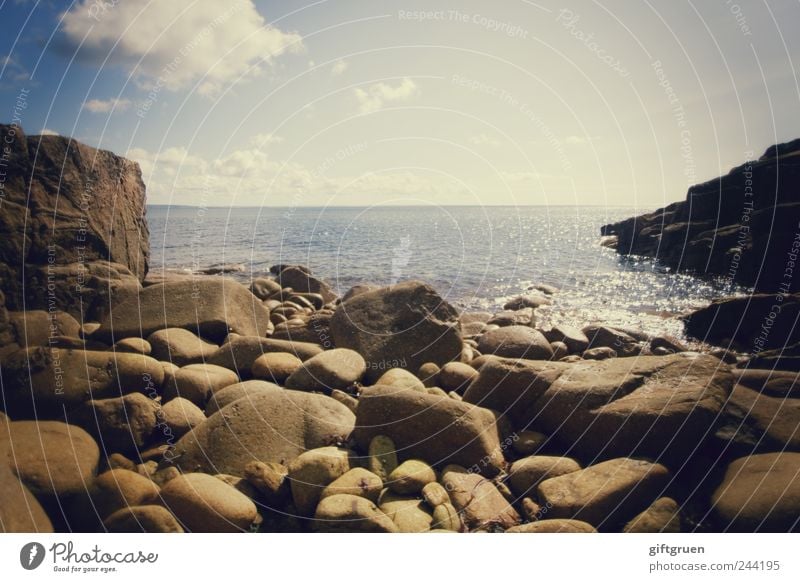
<box><xmin>601</xmin><ymin>139</ymin><xmax>800</xmax><ymax>292</ymax></box>
<box><xmin>0</xmin><ymin>125</ymin><xmax>149</xmax><ymax>313</ymax></box>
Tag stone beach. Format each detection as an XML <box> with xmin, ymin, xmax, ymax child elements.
<box><xmin>1</xmin><ymin>126</ymin><xmax>799</xmax><ymax>533</ymax></box>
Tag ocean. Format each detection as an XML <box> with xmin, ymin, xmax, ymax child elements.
<box><xmin>147</xmin><ymin>205</ymin><xmax>743</xmax><ymax>339</ymax></box>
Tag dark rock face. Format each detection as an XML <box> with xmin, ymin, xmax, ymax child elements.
<box><xmin>0</xmin><ymin>125</ymin><xmax>149</xmax><ymax>312</ymax></box>
<box><xmin>602</xmin><ymin>139</ymin><xmax>800</xmax><ymax>292</ymax></box>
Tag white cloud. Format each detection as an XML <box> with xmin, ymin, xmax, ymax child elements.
<box><xmin>354</xmin><ymin>78</ymin><xmax>418</xmax><ymax>114</ymax></box>
<box><xmin>83</xmin><ymin>97</ymin><xmax>132</xmax><ymax>113</ymax></box>
<box><xmin>61</xmin><ymin>0</ymin><xmax>303</xmax><ymax>97</ymax></box>
<box><xmin>128</xmin><ymin>144</ymin><xmax>464</xmax><ymax>205</ymax></box>
<box><xmin>0</xmin><ymin>54</ymin><xmax>30</xmax><ymax>83</ymax></box>
<box><xmin>38</xmin><ymin>128</ymin><xmax>60</xmax><ymax>136</ymax></box>
<box><xmin>248</xmin><ymin>132</ymin><xmax>284</xmax><ymax>147</ymax></box>
<box><xmin>469</xmin><ymin>133</ymin><xmax>501</xmax><ymax>148</ymax></box>
<box><xmin>330</xmin><ymin>59</ymin><xmax>348</xmax><ymax>76</ymax></box>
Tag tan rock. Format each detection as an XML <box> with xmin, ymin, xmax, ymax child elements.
<box><xmin>285</xmin><ymin>348</ymin><xmax>366</xmax><ymax>392</ymax></box>
<box><xmin>441</xmin><ymin>467</ymin><xmax>521</xmax><ymax>530</ymax></box>
<box><xmin>388</xmin><ymin>459</ymin><xmax>436</xmax><ymax>495</ymax></box>
<box><xmin>377</xmin><ymin>368</ymin><xmax>426</xmax><ymax>391</ymax></box>
<box><xmin>367</xmin><ymin>435</ymin><xmax>398</xmax><ymax>482</ymax></box>
<box><xmin>160</xmin><ymin>472</ymin><xmax>258</xmax><ymax>532</ymax></box>
<box><xmin>164</xmin><ymin>363</ymin><xmax>239</xmax><ymax>407</ymax></box>
<box><xmin>507</xmin><ymin>519</ymin><xmax>597</xmax><ymax>533</ymax></box>
<box><xmin>321</xmin><ymin>468</ymin><xmax>383</xmax><ymax>503</ymax></box>
<box><xmin>112</xmin><ymin>337</ymin><xmax>152</xmax><ymax>355</ymax></box>
<box><xmin>508</xmin><ymin>456</ymin><xmax>582</xmax><ymax>496</ymax></box>
<box><xmin>537</xmin><ymin>458</ymin><xmax>670</xmax><ymax>529</ymax></box>
<box><xmin>159</xmin><ymin>397</ymin><xmax>205</xmax><ymax>438</ymax></box>
<box><xmin>91</xmin><ymin>469</ymin><xmax>161</xmax><ymax>518</ymax></box>
<box><xmin>103</xmin><ymin>505</ymin><xmax>184</xmax><ymax>533</ymax></box>
<box><xmin>147</xmin><ymin>328</ymin><xmax>217</xmax><ymax>366</ymax></box>
<box><xmin>251</xmin><ymin>352</ymin><xmax>302</xmax><ymax>383</ymax></box>
<box><xmin>624</xmin><ymin>497</ymin><xmax>681</xmax><ymax>533</ymax></box>
<box><xmin>313</xmin><ymin>494</ymin><xmax>398</xmax><ymax>533</ymax></box>
<box><xmin>378</xmin><ymin>489</ymin><xmax>434</xmax><ymax>532</ymax></box>
<box><xmin>288</xmin><ymin>447</ymin><xmax>352</xmax><ymax>516</ymax></box>
<box><xmin>711</xmin><ymin>452</ymin><xmax>800</xmax><ymax>532</ymax></box>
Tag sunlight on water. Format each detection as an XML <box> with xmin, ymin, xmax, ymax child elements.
<box><xmin>148</xmin><ymin>205</ymin><xmax>746</xmax><ymax>339</ymax></box>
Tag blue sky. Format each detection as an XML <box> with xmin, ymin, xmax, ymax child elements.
<box><xmin>1</xmin><ymin>0</ymin><xmax>799</xmax><ymax>207</ymax></box>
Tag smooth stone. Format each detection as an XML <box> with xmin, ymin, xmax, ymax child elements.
<box><xmin>378</xmin><ymin>490</ymin><xmax>434</xmax><ymax>532</ymax></box>
<box><xmin>506</xmin><ymin>519</ymin><xmax>597</xmax><ymax>533</ymax></box>
<box><xmin>388</xmin><ymin>459</ymin><xmax>436</xmax><ymax>495</ymax></box>
<box><xmin>417</xmin><ymin>362</ymin><xmax>441</xmax><ymax>387</ymax></box>
<box><xmin>163</xmin><ymin>363</ymin><xmax>239</xmax><ymax>406</ymax></box>
<box><xmin>112</xmin><ymin>337</ymin><xmax>152</xmax><ymax>355</ymax></box>
<box><xmin>285</xmin><ymin>348</ymin><xmax>366</xmax><ymax>392</ymax></box>
<box><xmin>537</xmin><ymin>458</ymin><xmax>670</xmax><ymax>529</ymax></box>
<box><xmin>650</xmin><ymin>335</ymin><xmax>689</xmax><ymax>353</ymax></box>
<box><xmin>329</xmin><ymin>389</ymin><xmax>358</xmax><ymax>414</ymax></box>
<box><xmin>354</xmin><ymin>384</ymin><xmax>506</xmax><ymax>476</ymax></box>
<box><xmin>715</xmin><ymin>385</ymin><xmax>800</xmax><ymax>453</ymax></box>
<box><xmin>313</xmin><ymin>494</ymin><xmax>398</xmax><ymax>533</ymax></box>
<box><xmin>72</xmin><ymin>393</ymin><xmax>158</xmax><ymax>454</ymax></box>
<box><xmin>582</xmin><ymin>346</ymin><xmax>618</xmax><ymax>360</ymax></box>
<box><xmin>159</xmin><ymin>397</ymin><xmax>206</xmax><ymax>438</ymax></box>
<box><xmin>243</xmin><ymin>461</ymin><xmax>290</xmax><ymax>503</ymax></box>
<box><xmin>7</xmin><ymin>310</ymin><xmax>82</xmax><ymax>347</ymax></box>
<box><xmin>711</xmin><ymin>452</ymin><xmax>800</xmax><ymax>532</ymax></box>
<box><xmin>147</xmin><ymin>328</ymin><xmax>218</xmax><ymax>366</ymax></box>
<box><xmin>440</xmin><ymin>467</ymin><xmax>521</xmax><ymax>530</ymax></box>
<box><xmin>5</xmin><ymin>420</ymin><xmax>99</xmax><ymax>498</ymax></box>
<box><xmin>0</xmin><ymin>465</ymin><xmax>53</xmax><ymax>532</ymax></box>
<box><xmin>103</xmin><ymin>505</ymin><xmax>184</xmax><ymax>533</ymax></box>
<box><xmin>421</xmin><ymin>481</ymin><xmax>451</xmax><ymax>508</ymax></box>
<box><xmin>431</xmin><ymin>502</ymin><xmax>462</xmax><ymax>531</ymax></box>
<box><xmin>172</xmin><ymin>390</ymin><xmax>355</xmax><ymax>476</ymax></box>
<box><xmin>623</xmin><ymin>497</ymin><xmax>682</xmax><ymax>533</ymax></box>
<box><xmin>207</xmin><ymin>336</ymin><xmax>323</xmax><ymax>376</ymax></box>
<box><xmin>90</xmin><ymin>469</ymin><xmax>161</xmax><ymax>518</ymax></box>
<box><xmin>377</xmin><ymin>368</ymin><xmax>426</xmax><ymax>392</ymax></box>
<box><xmin>288</xmin><ymin>447</ymin><xmax>352</xmax><ymax>516</ymax></box>
<box><xmin>546</xmin><ymin>325</ymin><xmax>589</xmax><ymax>353</ymax></box>
<box><xmin>251</xmin><ymin>352</ymin><xmax>302</xmax><ymax>383</ymax></box>
<box><xmin>487</xmin><ymin>309</ymin><xmax>535</xmax><ymax>327</ymax></box>
<box><xmin>508</xmin><ymin>456</ymin><xmax>582</xmax><ymax>496</ymax></box>
<box><xmin>477</xmin><ymin>326</ymin><xmax>554</xmax><ymax>360</ymax></box>
<box><xmin>367</xmin><ymin>435</ymin><xmax>399</xmax><ymax>482</ymax></box>
<box><xmin>437</xmin><ymin>362</ymin><xmax>478</xmax><ymax>393</ymax></box>
<box><xmin>204</xmin><ymin>380</ymin><xmax>282</xmax><ymax>416</ymax></box>
<box><xmin>160</xmin><ymin>472</ymin><xmax>258</xmax><ymax>532</ymax></box>
<box><xmin>1</xmin><ymin>348</ymin><xmax>164</xmax><ymax>418</ymax></box>
<box><xmin>320</xmin><ymin>467</ymin><xmax>383</xmax><ymax>503</ymax></box>
<box><xmin>504</xmin><ymin>295</ymin><xmax>551</xmax><ymax>310</ymax></box>
<box><xmin>250</xmin><ymin>277</ymin><xmax>282</xmax><ymax>300</ymax></box>
<box><xmin>94</xmin><ymin>278</ymin><xmax>272</xmax><ymax>343</ymax></box>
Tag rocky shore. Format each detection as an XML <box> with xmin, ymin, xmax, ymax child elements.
<box><xmin>1</xmin><ymin>265</ymin><xmax>799</xmax><ymax>533</ymax></box>
<box><xmin>1</xmin><ymin>127</ymin><xmax>799</xmax><ymax>533</ymax></box>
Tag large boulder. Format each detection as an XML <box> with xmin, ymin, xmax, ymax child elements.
<box><xmin>1</xmin><ymin>348</ymin><xmax>164</xmax><ymax>418</ymax></box>
<box><xmin>0</xmin><ymin>465</ymin><xmax>54</xmax><ymax>532</ymax></box>
<box><xmin>353</xmin><ymin>384</ymin><xmax>507</xmax><ymax>475</ymax></box>
<box><xmin>711</xmin><ymin>452</ymin><xmax>800</xmax><ymax>532</ymax></box>
<box><xmin>3</xmin><ymin>420</ymin><xmax>100</xmax><ymax>498</ymax></box>
<box><xmin>94</xmin><ymin>278</ymin><xmax>271</xmax><ymax>343</ymax></box>
<box><xmin>275</xmin><ymin>266</ymin><xmax>337</xmax><ymax>303</ymax></box>
<box><xmin>285</xmin><ymin>348</ymin><xmax>366</xmax><ymax>392</ymax></box>
<box><xmin>537</xmin><ymin>458</ymin><xmax>670</xmax><ymax>530</ymax></box>
<box><xmin>465</xmin><ymin>354</ymin><xmax>732</xmax><ymax>464</ymax></box>
<box><xmin>476</xmin><ymin>326</ymin><xmax>553</xmax><ymax>360</ymax></box>
<box><xmin>160</xmin><ymin>472</ymin><xmax>258</xmax><ymax>532</ymax></box>
<box><xmin>714</xmin><ymin>385</ymin><xmax>800</xmax><ymax>454</ymax></box>
<box><xmin>0</xmin><ymin>125</ymin><xmax>149</xmax><ymax>313</ymax></box>
<box><xmin>330</xmin><ymin>281</ymin><xmax>463</xmax><ymax>382</ymax></box>
<box><xmin>170</xmin><ymin>390</ymin><xmax>355</xmax><ymax>476</ymax></box>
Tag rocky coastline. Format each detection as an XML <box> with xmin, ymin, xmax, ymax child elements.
<box><xmin>1</xmin><ymin>127</ymin><xmax>799</xmax><ymax>533</ymax></box>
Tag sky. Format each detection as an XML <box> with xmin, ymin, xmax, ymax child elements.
<box><xmin>1</xmin><ymin>0</ymin><xmax>799</xmax><ymax>208</ymax></box>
